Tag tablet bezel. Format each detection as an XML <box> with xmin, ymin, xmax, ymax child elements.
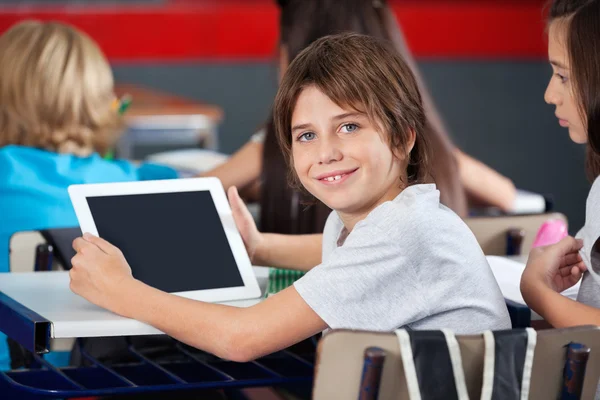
<box><xmin>68</xmin><ymin>177</ymin><xmax>262</xmax><ymax>303</ymax></box>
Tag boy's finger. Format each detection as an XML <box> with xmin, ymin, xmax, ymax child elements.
<box><xmin>71</xmin><ymin>253</ymin><xmax>82</xmax><ymax>268</ymax></box>
<box><xmin>83</xmin><ymin>233</ymin><xmax>114</xmax><ymax>255</ymax></box>
<box><xmin>72</xmin><ymin>237</ymin><xmax>86</xmax><ymax>252</ymax></box>
<box><xmin>228</xmin><ymin>185</ymin><xmax>239</xmax><ymax>201</ymax></box>
<box><xmin>228</xmin><ymin>186</ymin><xmax>243</xmax><ymax>211</ymax></box>
<box><xmin>228</xmin><ymin>186</ymin><xmax>254</xmax><ymax>222</ymax></box>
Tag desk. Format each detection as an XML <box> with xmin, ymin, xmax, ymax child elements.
<box><xmin>114</xmin><ymin>84</ymin><xmax>224</xmax><ymax>158</ymax></box>
<box><xmin>0</xmin><ymin>267</ymin><xmax>268</xmax><ymax>353</ymax></box>
<box><xmin>487</xmin><ymin>255</ymin><xmax>580</xmax><ymax>325</ymax></box>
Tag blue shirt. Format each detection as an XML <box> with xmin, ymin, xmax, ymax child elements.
<box><xmin>0</xmin><ymin>145</ymin><xmax>178</xmax><ymax>370</ymax></box>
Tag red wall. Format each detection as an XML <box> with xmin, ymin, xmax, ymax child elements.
<box><xmin>0</xmin><ymin>0</ymin><xmax>549</xmax><ymax>62</ymax></box>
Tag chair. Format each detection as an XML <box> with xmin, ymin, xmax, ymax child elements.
<box><xmin>9</xmin><ymin>231</ymin><xmax>47</xmax><ymax>273</ymax></box>
<box><xmin>313</xmin><ymin>327</ymin><xmax>600</xmax><ymax>399</ymax></box>
<box><xmin>9</xmin><ymin>227</ymin><xmax>80</xmax><ymax>273</ymax></box>
<box><xmin>464</xmin><ymin>212</ymin><xmax>567</xmax><ymax>256</ymax></box>
<box><xmin>464</xmin><ymin>213</ymin><xmax>568</xmax><ymax>329</ymax></box>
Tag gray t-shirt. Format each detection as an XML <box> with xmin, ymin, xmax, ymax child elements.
<box><xmin>577</xmin><ymin>177</ymin><xmax>600</xmax><ymax>310</ymax></box>
<box><xmin>575</xmin><ymin>176</ymin><xmax>600</xmax><ymax>399</ymax></box>
<box><xmin>294</xmin><ymin>184</ymin><xmax>511</xmax><ymax>334</ymax></box>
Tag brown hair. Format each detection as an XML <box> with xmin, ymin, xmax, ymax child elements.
<box><xmin>0</xmin><ymin>20</ymin><xmax>123</xmax><ymax>156</ymax></box>
<box><xmin>548</xmin><ymin>0</ymin><xmax>600</xmax><ymax>180</ymax></box>
<box><xmin>260</xmin><ymin>0</ymin><xmax>464</xmax><ymax>235</ymax></box>
<box><xmin>273</xmin><ymin>33</ymin><xmax>430</xmax><ymax>192</ymax></box>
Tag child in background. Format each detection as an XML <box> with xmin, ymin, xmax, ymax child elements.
<box><xmin>520</xmin><ymin>4</ymin><xmax>600</xmax><ymax>396</ymax></box>
<box><xmin>69</xmin><ymin>33</ymin><xmax>510</xmax><ymax>363</ymax></box>
<box><xmin>521</xmin><ymin>0</ymin><xmax>600</xmax><ymax>327</ymax></box>
<box><xmin>0</xmin><ymin>21</ymin><xmax>177</xmax><ymax>370</ymax></box>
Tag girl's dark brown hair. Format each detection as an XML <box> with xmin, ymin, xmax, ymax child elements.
<box><xmin>549</xmin><ymin>0</ymin><xmax>600</xmax><ymax>181</ymax></box>
<box><xmin>260</xmin><ymin>0</ymin><xmax>464</xmax><ymax>235</ymax></box>
<box><xmin>274</xmin><ymin>33</ymin><xmax>430</xmax><ymax>191</ymax></box>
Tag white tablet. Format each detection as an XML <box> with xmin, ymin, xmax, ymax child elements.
<box><xmin>68</xmin><ymin>177</ymin><xmax>261</xmax><ymax>303</ymax></box>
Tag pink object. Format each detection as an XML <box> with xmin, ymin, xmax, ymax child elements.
<box><xmin>532</xmin><ymin>219</ymin><xmax>568</xmax><ymax>248</ymax></box>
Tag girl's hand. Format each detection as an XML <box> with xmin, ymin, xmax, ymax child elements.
<box><xmin>521</xmin><ymin>236</ymin><xmax>587</xmax><ymax>296</ymax></box>
<box><xmin>228</xmin><ymin>186</ymin><xmax>264</xmax><ymax>264</ymax></box>
<box><xmin>70</xmin><ymin>233</ymin><xmax>135</xmax><ymax>315</ymax></box>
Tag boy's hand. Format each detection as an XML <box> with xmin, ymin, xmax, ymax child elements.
<box><xmin>228</xmin><ymin>186</ymin><xmax>264</xmax><ymax>264</ymax></box>
<box><xmin>521</xmin><ymin>236</ymin><xmax>587</xmax><ymax>296</ymax></box>
<box><xmin>70</xmin><ymin>233</ymin><xmax>134</xmax><ymax>314</ymax></box>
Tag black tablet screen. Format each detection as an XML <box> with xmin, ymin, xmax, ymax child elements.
<box><xmin>86</xmin><ymin>191</ymin><xmax>244</xmax><ymax>293</ymax></box>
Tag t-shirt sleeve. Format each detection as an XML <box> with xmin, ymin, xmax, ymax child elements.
<box><xmin>136</xmin><ymin>162</ymin><xmax>179</xmax><ymax>181</ymax></box>
<box><xmin>580</xmin><ymin>177</ymin><xmax>600</xmax><ymax>267</ymax></box>
<box><xmin>293</xmin><ymin>221</ymin><xmax>428</xmax><ymax>331</ymax></box>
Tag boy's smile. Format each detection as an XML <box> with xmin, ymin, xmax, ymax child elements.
<box><xmin>315</xmin><ymin>167</ymin><xmax>359</xmax><ymax>185</ymax></box>
<box><xmin>291</xmin><ymin>85</ymin><xmax>409</xmax><ymax>230</ymax></box>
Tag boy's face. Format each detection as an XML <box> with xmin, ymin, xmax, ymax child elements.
<box><xmin>290</xmin><ymin>85</ymin><xmax>406</xmax><ymax>218</ymax></box>
<box><xmin>545</xmin><ymin>20</ymin><xmax>587</xmax><ymax>144</ymax></box>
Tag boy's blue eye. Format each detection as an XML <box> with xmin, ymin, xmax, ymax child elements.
<box><xmin>341</xmin><ymin>123</ymin><xmax>358</xmax><ymax>133</ymax></box>
<box><xmin>299</xmin><ymin>132</ymin><xmax>316</xmax><ymax>142</ymax></box>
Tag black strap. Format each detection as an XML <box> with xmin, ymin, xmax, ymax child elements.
<box><xmin>408</xmin><ymin>330</ymin><xmax>459</xmax><ymax>400</ymax></box>
<box><xmin>490</xmin><ymin>329</ymin><xmax>529</xmax><ymax>400</ymax></box>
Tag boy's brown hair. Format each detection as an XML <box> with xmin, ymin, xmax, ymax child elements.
<box><xmin>273</xmin><ymin>32</ymin><xmax>431</xmax><ymax>189</ymax></box>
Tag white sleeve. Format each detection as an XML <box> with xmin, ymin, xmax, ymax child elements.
<box><xmin>580</xmin><ymin>177</ymin><xmax>600</xmax><ymax>267</ymax></box>
<box><xmin>250</xmin><ymin>128</ymin><xmax>266</xmax><ymax>144</ymax></box>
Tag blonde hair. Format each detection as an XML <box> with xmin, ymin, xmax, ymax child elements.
<box><xmin>0</xmin><ymin>20</ymin><xmax>123</xmax><ymax>156</ymax></box>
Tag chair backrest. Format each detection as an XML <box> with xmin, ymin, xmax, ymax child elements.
<box><xmin>464</xmin><ymin>212</ymin><xmax>567</xmax><ymax>256</ymax></box>
<box><xmin>313</xmin><ymin>327</ymin><xmax>600</xmax><ymax>399</ymax></box>
<box><xmin>40</xmin><ymin>227</ymin><xmax>80</xmax><ymax>270</ymax></box>
<box><xmin>9</xmin><ymin>227</ymin><xmax>80</xmax><ymax>272</ymax></box>
<box><xmin>9</xmin><ymin>231</ymin><xmax>46</xmax><ymax>273</ymax></box>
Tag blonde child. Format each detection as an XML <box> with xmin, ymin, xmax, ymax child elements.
<box><xmin>0</xmin><ymin>21</ymin><xmax>177</xmax><ymax>369</ymax></box>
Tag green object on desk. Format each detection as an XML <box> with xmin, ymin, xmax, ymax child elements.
<box><xmin>265</xmin><ymin>268</ymin><xmax>305</xmax><ymax>297</ymax></box>
<box><xmin>118</xmin><ymin>95</ymin><xmax>132</xmax><ymax>115</ymax></box>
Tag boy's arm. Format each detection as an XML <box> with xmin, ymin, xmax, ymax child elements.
<box><xmin>117</xmin><ymin>280</ymin><xmax>325</xmax><ymax>362</ymax></box>
<box><xmin>228</xmin><ymin>186</ymin><xmax>322</xmax><ymax>271</ymax></box>
<box><xmin>256</xmin><ymin>233</ymin><xmax>322</xmax><ymax>271</ymax></box>
<box><xmin>69</xmin><ymin>235</ymin><xmax>327</xmax><ymax>362</ymax></box>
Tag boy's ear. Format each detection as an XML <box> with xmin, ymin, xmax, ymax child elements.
<box><xmin>407</xmin><ymin>129</ymin><xmax>416</xmax><ymax>155</ymax></box>
<box><xmin>393</xmin><ymin>129</ymin><xmax>416</xmax><ymax>160</ymax></box>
